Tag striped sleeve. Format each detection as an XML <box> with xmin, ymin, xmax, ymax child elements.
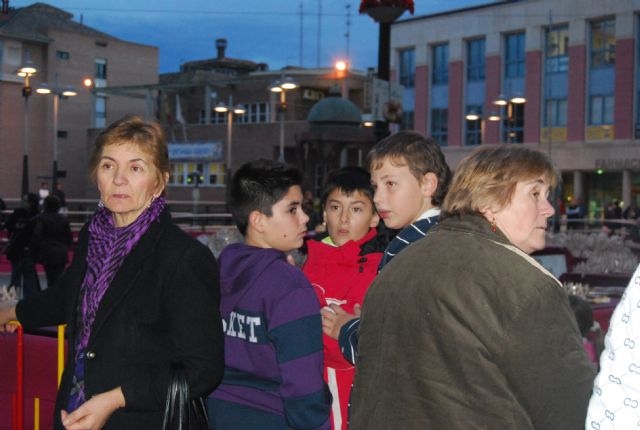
<box><xmin>267</xmin><ymin>277</ymin><xmax>331</xmax><ymax>430</ymax></box>
<box><xmin>338</xmin><ymin>317</ymin><xmax>360</xmax><ymax>365</ymax></box>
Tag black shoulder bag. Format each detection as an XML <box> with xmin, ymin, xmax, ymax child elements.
<box><xmin>162</xmin><ymin>364</ymin><xmax>211</xmax><ymax>430</ymax></box>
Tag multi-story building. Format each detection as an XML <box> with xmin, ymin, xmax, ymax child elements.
<box><xmin>100</xmin><ymin>39</ymin><xmax>381</xmax><ymax>203</ymax></box>
<box><xmin>0</xmin><ymin>2</ymin><xmax>157</xmax><ymax>199</ymax></box>
<box><xmin>391</xmin><ymin>0</ymin><xmax>640</xmax><ymax>217</ymax></box>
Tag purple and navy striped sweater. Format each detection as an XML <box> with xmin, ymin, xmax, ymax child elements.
<box><xmin>208</xmin><ymin>243</ymin><xmax>331</xmax><ymax>430</ymax></box>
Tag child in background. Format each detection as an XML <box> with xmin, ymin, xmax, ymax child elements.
<box><xmin>321</xmin><ymin>131</ymin><xmax>451</xmax><ymax>365</ymax></box>
<box><xmin>302</xmin><ymin>167</ymin><xmax>384</xmax><ymax>430</ymax></box>
<box><xmin>208</xmin><ymin>159</ymin><xmax>331</xmax><ymax>430</ymax></box>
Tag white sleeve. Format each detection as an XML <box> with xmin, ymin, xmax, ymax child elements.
<box><xmin>587</xmin><ymin>264</ymin><xmax>640</xmax><ymax>429</ymax></box>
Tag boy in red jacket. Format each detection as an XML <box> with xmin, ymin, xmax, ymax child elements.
<box><xmin>302</xmin><ymin>166</ymin><xmax>384</xmax><ymax>430</ymax></box>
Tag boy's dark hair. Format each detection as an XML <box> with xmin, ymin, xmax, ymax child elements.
<box><xmin>366</xmin><ymin>131</ymin><xmax>451</xmax><ymax>206</ymax></box>
<box><xmin>43</xmin><ymin>195</ymin><xmax>61</xmax><ymax>213</ymax></box>
<box><xmin>229</xmin><ymin>159</ymin><xmax>304</xmax><ymax>235</ymax></box>
<box><xmin>321</xmin><ymin>166</ymin><xmax>374</xmax><ymax>210</ymax></box>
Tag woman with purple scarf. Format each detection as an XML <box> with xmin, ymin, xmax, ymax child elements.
<box><xmin>0</xmin><ymin>116</ymin><xmax>224</xmax><ymax>429</ymax></box>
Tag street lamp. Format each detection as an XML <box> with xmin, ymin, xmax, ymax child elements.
<box><xmin>36</xmin><ymin>80</ymin><xmax>77</xmax><ymax>192</ymax></box>
<box><xmin>16</xmin><ymin>59</ymin><xmax>38</xmax><ymax>197</ymax></box>
<box><xmin>465</xmin><ymin>110</ymin><xmax>501</xmax><ymax>145</ymax></box>
<box><xmin>214</xmin><ymin>101</ymin><xmax>246</xmax><ymax>176</ymax></box>
<box><xmin>269</xmin><ymin>77</ymin><xmax>298</xmax><ymax>162</ymax></box>
<box><xmin>493</xmin><ymin>92</ymin><xmax>527</xmax><ymax>143</ymax></box>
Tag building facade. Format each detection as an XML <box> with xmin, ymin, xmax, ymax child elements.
<box><xmin>99</xmin><ymin>40</ymin><xmax>381</xmax><ymax>204</ymax></box>
<box><xmin>0</xmin><ymin>2</ymin><xmax>158</xmax><ymax>200</ymax></box>
<box><xmin>391</xmin><ymin>0</ymin><xmax>640</xmax><ymax>218</ymax></box>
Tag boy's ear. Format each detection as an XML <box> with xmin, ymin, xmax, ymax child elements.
<box><xmin>420</xmin><ymin>172</ymin><xmax>438</xmax><ymax>198</ymax></box>
<box><xmin>248</xmin><ymin>210</ymin><xmax>266</xmax><ymax>233</ymax></box>
<box><xmin>369</xmin><ymin>210</ymin><xmax>380</xmax><ymax>228</ymax></box>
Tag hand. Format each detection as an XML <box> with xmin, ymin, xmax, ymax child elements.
<box><xmin>0</xmin><ymin>301</ymin><xmax>18</xmax><ymax>334</ymax></box>
<box><xmin>61</xmin><ymin>387</ymin><xmax>125</xmax><ymax>430</ymax></box>
<box><xmin>320</xmin><ymin>303</ymin><xmax>361</xmax><ymax>340</ymax></box>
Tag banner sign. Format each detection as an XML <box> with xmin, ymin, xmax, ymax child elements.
<box><xmin>168</xmin><ymin>142</ymin><xmax>223</xmax><ymax>161</ymax></box>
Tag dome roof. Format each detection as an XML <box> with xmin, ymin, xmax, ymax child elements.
<box><xmin>307</xmin><ymin>86</ymin><xmax>362</xmax><ymax>125</ymax></box>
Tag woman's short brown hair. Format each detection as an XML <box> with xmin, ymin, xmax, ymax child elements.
<box><xmin>442</xmin><ymin>146</ymin><xmax>558</xmax><ymax>218</ymax></box>
<box><xmin>89</xmin><ymin>115</ymin><xmax>170</xmax><ymax>191</ymax></box>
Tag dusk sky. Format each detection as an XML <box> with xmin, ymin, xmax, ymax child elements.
<box><xmin>14</xmin><ymin>0</ymin><xmax>494</xmax><ymax>73</ymax></box>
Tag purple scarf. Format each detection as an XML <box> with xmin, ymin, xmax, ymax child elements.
<box><xmin>67</xmin><ymin>197</ymin><xmax>165</xmax><ymax>412</ymax></box>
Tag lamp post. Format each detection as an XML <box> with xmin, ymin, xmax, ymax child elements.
<box><xmin>465</xmin><ymin>111</ymin><xmax>501</xmax><ymax>145</ymax></box>
<box><xmin>214</xmin><ymin>100</ymin><xmax>246</xmax><ymax>176</ymax></box>
<box><xmin>36</xmin><ymin>80</ymin><xmax>77</xmax><ymax>192</ymax></box>
<box><xmin>16</xmin><ymin>60</ymin><xmax>37</xmax><ymax>197</ymax></box>
<box><xmin>493</xmin><ymin>92</ymin><xmax>526</xmax><ymax>143</ymax></box>
<box><xmin>269</xmin><ymin>76</ymin><xmax>298</xmax><ymax>163</ymax></box>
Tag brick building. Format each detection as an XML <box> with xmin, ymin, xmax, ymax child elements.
<box><xmin>99</xmin><ymin>39</ymin><xmax>382</xmax><ymax>203</ymax></box>
<box><xmin>391</xmin><ymin>0</ymin><xmax>640</xmax><ymax>217</ymax></box>
<box><xmin>0</xmin><ymin>2</ymin><xmax>157</xmax><ymax>200</ymax></box>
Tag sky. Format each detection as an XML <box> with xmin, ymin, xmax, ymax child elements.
<box><xmin>13</xmin><ymin>0</ymin><xmax>494</xmax><ymax>74</ymax></box>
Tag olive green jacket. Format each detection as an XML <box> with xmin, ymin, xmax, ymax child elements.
<box><xmin>350</xmin><ymin>214</ymin><xmax>594</xmax><ymax>430</ymax></box>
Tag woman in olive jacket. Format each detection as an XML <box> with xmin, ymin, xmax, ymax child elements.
<box><xmin>350</xmin><ymin>146</ymin><xmax>594</xmax><ymax>430</ymax></box>
<box><xmin>1</xmin><ymin>116</ymin><xmax>224</xmax><ymax>429</ymax></box>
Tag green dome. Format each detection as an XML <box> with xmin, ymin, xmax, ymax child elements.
<box><xmin>307</xmin><ymin>86</ymin><xmax>362</xmax><ymax>125</ymax></box>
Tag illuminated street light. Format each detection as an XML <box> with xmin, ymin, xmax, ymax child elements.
<box><xmin>16</xmin><ymin>59</ymin><xmax>38</xmax><ymax>196</ymax></box>
<box><xmin>36</xmin><ymin>78</ymin><xmax>78</xmax><ymax>191</ymax></box>
<box><xmin>493</xmin><ymin>91</ymin><xmax>527</xmax><ymax>143</ymax></box>
<box><xmin>269</xmin><ymin>76</ymin><xmax>298</xmax><ymax>162</ymax></box>
<box><xmin>214</xmin><ymin>101</ymin><xmax>246</xmax><ymax>175</ymax></box>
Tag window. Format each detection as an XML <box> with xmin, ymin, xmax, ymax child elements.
<box><xmin>401</xmin><ymin>110</ymin><xmax>414</xmax><ymax>131</ymax></box>
<box><xmin>432</xmin><ymin>44</ymin><xmax>449</xmax><ymax>85</ymax></box>
<box><xmin>399</xmin><ymin>48</ymin><xmax>415</xmax><ymax>88</ymax></box>
<box><xmin>95</xmin><ymin>58</ymin><xmax>107</xmax><ymax>80</ymax></box>
<box><xmin>503</xmin><ymin>103</ymin><xmax>525</xmax><ymax>143</ymax></box>
<box><xmin>467</xmin><ymin>39</ymin><xmax>485</xmax><ymax>81</ymax></box>
<box><xmin>56</xmin><ymin>50</ymin><xmax>70</xmax><ymax>60</ymax></box>
<box><xmin>95</xmin><ymin>96</ymin><xmax>106</xmax><ymax>128</ymax></box>
<box><xmin>505</xmin><ymin>32</ymin><xmax>525</xmax><ymax>78</ymax></box>
<box><xmin>544</xmin><ymin>99</ymin><xmax>567</xmax><ymax>127</ymax></box>
<box><xmin>430</xmin><ymin>108</ymin><xmax>448</xmax><ymax>146</ymax></box>
<box><xmin>228</xmin><ymin>103</ymin><xmax>270</xmax><ymax>124</ymax></box>
<box><xmin>7</xmin><ymin>46</ymin><xmax>20</xmax><ymax>65</ymax></box>
<box><xmin>589</xmin><ymin>95</ymin><xmax>614</xmax><ymax>125</ymax></box>
<box><xmin>590</xmin><ymin>19</ymin><xmax>615</xmax><ymax>68</ymax></box>
<box><xmin>465</xmin><ymin>105</ymin><xmax>483</xmax><ymax>146</ymax></box>
<box><xmin>168</xmin><ymin>162</ymin><xmax>226</xmax><ymax>187</ymax></box>
<box><xmin>545</xmin><ymin>25</ymin><xmax>569</xmax><ymax>73</ymax></box>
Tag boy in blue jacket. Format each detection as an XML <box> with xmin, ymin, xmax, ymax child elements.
<box><xmin>321</xmin><ymin>131</ymin><xmax>451</xmax><ymax>364</ymax></box>
<box><xmin>208</xmin><ymin>159</ymin><xmax>331</xmax><ymax>430</ymax></box>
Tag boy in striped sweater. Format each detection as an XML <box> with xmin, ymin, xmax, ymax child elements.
<box><xmin>208</xmin><ymin>159</ymin><xmax>331</xmax><ymax>430</ymax></box>
<box><xmin>321</xmin><ymin>131</ymin><xmax>451</xmax><ymax>364</ymax></box>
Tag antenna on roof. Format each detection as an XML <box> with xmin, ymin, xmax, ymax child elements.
<box><xmin>345</xmin><ymin>3</ymin><xmax>351</xmax><ymax>62</ymax></box>
<box><xmin>316</xmin><ymin>0</ymin><xmax>322</xmax><ymax>67</ymax></box>
<box><xmin>299</xmin><ymin>1</ymin><xmax>304</xmax><ymax>67</ymax></box>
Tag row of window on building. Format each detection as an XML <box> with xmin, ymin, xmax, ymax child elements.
<box><xmin>397</xmin><ymin>17</ymin><xmax>618</xmax><ymax>146</ymax></box>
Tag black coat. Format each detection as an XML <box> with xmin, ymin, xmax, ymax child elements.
<box><xmin>30</xmin><ymin>212</ymin><xmax>73</xmax><ymax>266</ymax></box>
<box><xmin>16</xmin><ymin>209</ymin><xmax>225</xmax><ymax>429</ymax></box>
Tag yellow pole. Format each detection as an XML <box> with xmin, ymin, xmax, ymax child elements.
<box><xmin>34</xmin><ymin>397</ymin><xmax>40</xmax><ymax>430</ymax></box>
<box><xmin>57</xmin><ymin>325</ymin><xmax>65</xmax><ymax>387</ymax></box>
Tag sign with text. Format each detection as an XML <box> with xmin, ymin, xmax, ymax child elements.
<box><xmin>168</xmin><ymin>142</ymin><xmax>223</xmax><ymax>161</ymax></box>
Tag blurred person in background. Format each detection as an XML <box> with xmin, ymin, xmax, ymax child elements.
<box><xmin>4</xmin><ymin>192</ymin><xmax>40</xmax><ymax>297</ymax></box>
<box><xmin>30</xmin><ymin>195</ymin><xmax>73</xmax><ymax>288</ymax></box>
